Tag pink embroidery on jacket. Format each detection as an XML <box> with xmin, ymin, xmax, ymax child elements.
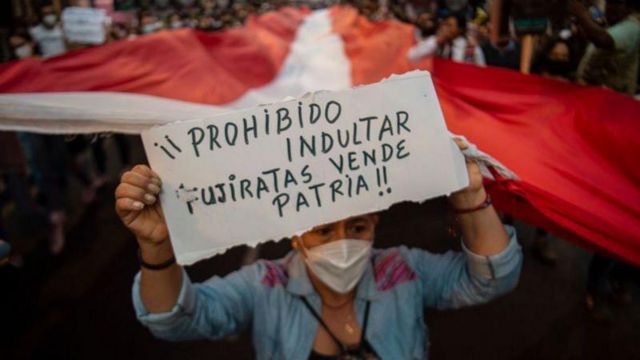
<box><xmin>374</xmin><ymin>251</ymin><xmax>417</xmax><ymax>291</ymax></box>
<box><xmin>261</xmin><ymin>261</ymin><xmax>289</xmax><ymax>287</ymax></box>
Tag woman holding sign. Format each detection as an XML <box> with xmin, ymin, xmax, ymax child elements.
<box><xmin>115</xmin><ymin>139</ymin><xmax>522</xmax><ymax>360</ymax></box>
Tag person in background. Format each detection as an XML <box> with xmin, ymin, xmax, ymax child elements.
<box><xmin>29</xmin><ymin>3</ymin><xmax>67</xmax><ymax>58</ymax></box>
<box><xmin>17</xmin><ymin>134</ymin><xmax>68</xmax><ymax>255</ymax></box>
<box><xmin>369</xmin><ymin>0</ymin><xmax>392</xmax><ymax>20</ymax></box>
<box><xmin>408</xmin><ymin>13</ymin><xmax>486</xmax><ymax>66</ymax></box>
<box><xmin>65</xmin><ymin>0</ymin><xmax>112</xmax><ymax>50</ymax></box>
<box><xmin>533</xmin><ymin>37</ymin><xmax>576</xmax><ymax>81</ymax></box>
<box><xmin>168</xmin><ymin>13</ymin><xmax>184</xmax><ymax>29</ymax></box>
<box><xmin>139</xmin><ymin>11</ymin><xmax>163</xmax><ymax>35</ymax></box>
<box><xmin>8</xmin><ymin>30</ymin><xmax>35</xmax><ymax>60</ymax></box>
<box><xmin>184</xmin><ymin>13</ymin><xmax>199</xmax><ymax>28</ymax></box>
<box><xmin>357</xmin><ymin>0</ymin><xmax>382</xmax><ymax>19</ymax></box>
<box><xmin>571</xmin><ymin>0</ymin><xmax>640</xmax><ymax>95</ymax></box>
<box><xmin>414</xmin><ymin>11</ymin><xmax>438</xmax><ymax>40</ymax></box>
<box><xmin>474</xmin><ymin>6</ymin><xmax>521</xmax><ymax>71</ymax></box>
<box><xmin>201</xmin><ymin>0</ymin><xmax>217</xmax><ymax>14</ymax></box>
<box><xmin>110</xmin><ymin>22</ymin><xmax>131</xmax><ymax>41</ymax></box>
<box><xmin>197</xmin><ymin>13</ymin><xmax>213</xmax><ymax>30</ymax></box>
<box><xmin>0</xmin><ymin>131</ymin><xmax>44</xmax><ymax>267</ymax></box>
<box><xmin>198</xmin><ymin>13</ymin><xmax>223</xmax><ymax>31</ymax></box>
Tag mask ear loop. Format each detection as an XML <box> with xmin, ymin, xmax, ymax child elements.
<box><xmin>295</xmin><ymin>237</ymin><xmax>309</xmax><ymax>259</ymax></box>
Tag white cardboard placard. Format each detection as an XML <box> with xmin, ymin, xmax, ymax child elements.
<box><xmin>141</xmin><ymin>71</ymin><xmax>468</xmax><ymax>265</ymax></box>
<box><xmin>62</xmin><ymin>7</ymin><xmax>107</xmax><ymax>45</ymax></box>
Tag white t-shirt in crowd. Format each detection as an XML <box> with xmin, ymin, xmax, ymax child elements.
<box><xmin>29</xmin><ymin>24</ymin><xmax>67</xmax><ymax>57</ymax></box>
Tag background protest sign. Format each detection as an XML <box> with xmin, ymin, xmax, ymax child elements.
<box><xmin>141</xmin><ymin>71</ymin><xmax>468</xmax><ymax>265</ymax></box>
<box><xmin>62</xmin><ymin>7</ymin><xmax>108</xmax><ymax>45</ymax></box>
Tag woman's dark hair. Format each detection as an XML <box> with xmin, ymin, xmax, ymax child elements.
<box><xmin>532</xmin><ymin>36</ymin><xmax>577</xmax><ymax>78</ymax></box>
<box><xmin>445</xmin><ymin>13</ymin><xmax>468</xmax><ymax>33</ymax></box>
<box><xmin>541</xmin><ymin>37</ymin><xmax>575</xmax><ymax>62</ymax></box>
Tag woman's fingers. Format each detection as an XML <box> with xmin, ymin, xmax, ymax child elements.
<box><xmin>131</xmin><ymin>164</ymin><xmax>162</xmax><ymax>185</ymax></box>
<box><xmin>121</xmin><ymin>170</ymin><xmax>162</xmax><ymax>194</ymax></box>
<box><xmin>115</xmin><ymin>183</ymin><xmax>157</xmax><ymax>205</ymax></box>
<box><xmin>115</xmin><ymin>164</ymin><xmax>163</xmax><ymax>218</ymax></box>
<box><xmin>116</xmin><ymin>197</ymin><xmax>145</xmax><ymax>212</ymax></box>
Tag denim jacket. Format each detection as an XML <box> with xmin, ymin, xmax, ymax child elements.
<box><xmin>132</xmin><ymin>226</ymin><xmax>522</xmax><ymax>359</ymax></box>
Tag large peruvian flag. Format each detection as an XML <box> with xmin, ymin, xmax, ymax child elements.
<box><xmin>1</xmin><ymin>6</ymin><xmax>639</xmax><ymax>265</ymax></box>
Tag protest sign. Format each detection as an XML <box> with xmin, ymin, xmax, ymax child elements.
<box><xmin>141</xmin><ymin>71</ymin><xmax>469</xmax><ymax>265</ymax></box>
<box><xmin>62</xmin><ymin>7</ymin><xmax>108</xmax><ymax>45</ymax></box>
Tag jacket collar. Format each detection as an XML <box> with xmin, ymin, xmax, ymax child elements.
<box><xmin>284</xmin><ymin>250</ymin><xmax>381</xmax><ymax>301</ymax></box>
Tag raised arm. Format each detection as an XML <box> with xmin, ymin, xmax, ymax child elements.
<box><xmin>569</xmin><ymin>0</ymin><xmax>615</xmax><ymax>50</ymax></box>
<box><xmin>403</xmin><ymin>139</ymin><xmax>522</xmax><ymax>309</ymax></box>
<box><xmin>115</xmin><ymin>165</ymin><xmax>182</xmax><ymax>313</ymax></box>
<box><xmin>407</xmin><ymin>36</ymin><xmax>440</xmax><ymax>61</ymax></box>
<box><xmin>116</xmin><ymin>165</ymin><xmax>257</xmax><ymax>341</ymax></box>
<box><xmin>449</xmin><ymin>139</ymin><xmax>510</xmax><ymax>256</ymax></box>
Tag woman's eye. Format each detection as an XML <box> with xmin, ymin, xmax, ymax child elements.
<box><xmin>352</xmin><ymin>225</ymin><xmax>367</xmax><ymax>233</ymax></box>
<box><xmin>317</xmin><ymin>228</ymin><xmax>332</xmax><ymax>236</ymax></box>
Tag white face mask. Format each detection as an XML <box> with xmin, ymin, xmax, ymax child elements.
<box><xmin>302</xmin><ymin>239</ymin><xmax>372</xmax><ymax>294</ymax></box>
<box><xmin>15</xmin><ymin>44</ymin><xmax>33</xmax><ymax>59</ymax></box>
<box><xmin>43</xmin><ymin>14</ymin><xmax>57</xmax><ymax>26</ymax></box>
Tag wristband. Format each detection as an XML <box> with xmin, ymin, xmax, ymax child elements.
<box><xmin>138</xmin><ymin>248</ymin><xmax>176</xmax><ymax>270</ymax></box>
<box><xmin>452</xmin><ymin>193</ymin><xmax>492</xmax><ymax>214</ymax></box>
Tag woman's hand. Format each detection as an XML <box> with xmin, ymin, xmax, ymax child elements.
<box><xmin>449</xmin><ymin>138</ymin><xmax>486</xmax><ymax>209</ymax></box>
<box><xmin>115</xmin><ymin>164</ymin><xmax>169</xmax><ymax>247</ymax></box>
<box><xmin>448</xmin><ymin>139</ymin><xmax>509</xmax><ymax>256</ymax></box>
<box><xmin>119</xmin><ymin>167</ymin><xmax>182</xmax><ymax>314</ymax></box>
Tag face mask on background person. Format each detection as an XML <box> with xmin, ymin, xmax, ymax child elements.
<box><xmin>43</xmin><ymin>14</ymin><xmax>57</xmax><ymax>27</ymax></box>
<box><xmin>543</xmin><ymin>58</ymin><xmax>572</xmax><ymax>78</ymax></box>
<box><xmin>302</xmin><ymin>239</ymin><xmax>372</xmax><ymax>294</ymax></box>
<box><xmin>14</xmin><ymin>44</ymin><xmax>34</xmax><ymax>59</ymax></box>
<box><xmin>142</xmin><ymin>22</ymin><xmax>162</xmax><ymax>34</ymax></box>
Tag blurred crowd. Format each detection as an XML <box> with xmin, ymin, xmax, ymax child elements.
<box><xmin>6</xmin><ymin>0</ymin><xmax>337</xmax><ymax>62</ymax></box>
<box><xmin>5</xmin><ymin>0</ymin><xmax>640</xmax><ymax>96</ymax></box>
<box><xmin>1</xmin><ymin>0</ymin><xmax>639</xmax><ymax>322</ymax></box>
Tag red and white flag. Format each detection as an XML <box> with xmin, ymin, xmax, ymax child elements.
<box><xmin>1</xmin><ymin>6</ymin><xmax>639</xmax><ymax>265</ymax></box>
